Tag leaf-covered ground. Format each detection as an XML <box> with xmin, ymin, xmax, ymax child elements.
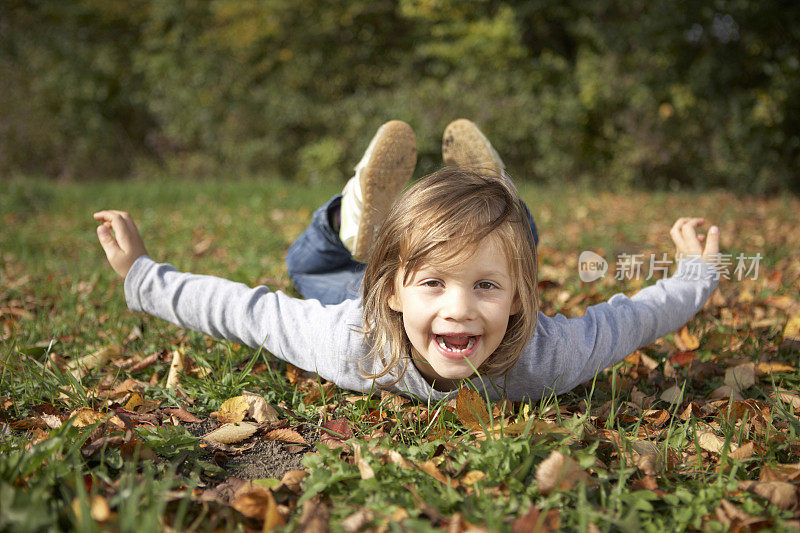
<box><xmin>1</xmin><ymin>177</ymin><xmax>799</xmax><ymax>532</ymax></box>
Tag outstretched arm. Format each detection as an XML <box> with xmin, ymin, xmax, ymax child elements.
<box><xmin>499</xmin><ymin>218</ymin><xmax>721</xmax><ymax>400</ymax></box>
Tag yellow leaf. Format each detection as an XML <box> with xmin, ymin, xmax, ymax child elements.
<box><xmin>461</xmin><ymin>470</ymin><xmax>486</xmax><ymax>485</ymax></box>
<box><xmin>165</xmin><ymin>347</ymin><xmax>186</xmax><ymax>390</ymax></box>
<box><xmin>729</xmin><ymin>441</ymin><xmax>754</xmax><ymax>460</ymax></box>
<box><xmin>756</xmin><ymin>362</ymin><xmax>795</xmax><ymax>375</ymax></box>
<box><xmin>783</xmin><ymin>315</ymin><xmax>800</xmax><ymax>340</ymax></box>
<box><xmin>124</xmin><ymin>393</ymin><xmax>143</xmax><ymax>411</ymax></box>
<box><xmin>456</xmin><ymin>388</ymin><xmax>491</xmax><ymax>429</ymax></box>
<box><xmin>216</xmin><ymin>396</ymin><xmax>249</xmax><ymax>424</ymax></box>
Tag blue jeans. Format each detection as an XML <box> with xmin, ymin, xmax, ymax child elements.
<box><xmin>286</xmin><ymin>195</ymin><xmax>539</xmax><ymax>305</ymax></box>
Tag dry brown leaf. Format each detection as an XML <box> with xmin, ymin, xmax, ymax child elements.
<box><xmin>697</xmin><ymin>431</ymin><xmax>726</xmax><ymax>454</ymax></box>
<box><xmin>709</xmin><ymin>385</ymin><xmax>744</xmax><ymax>401</ymax></box>
<box><xmin>456</xmin><ymin>388</ymin><xmax>491</xmax><ymax>429</ymax></box>
<box><xmin>773</xmin><ymin>390</ymin><xmax>800</xmax><ymax>411</ymax></box>
<box><xmin>724</xmin><ymin>363</ymin><xmax>756</xmax><ymax>391</ymax></box>
<box><xmin>68</xmin><ymin>345</ymin><xmax>122</xmax><ymax>379</ymax></box>
<box><xmin>660</xmin><ymin>385</ymin><xmax>683</xmax><ymax>404</ymax></box>
<box><xmin>740</xmin><ymin>480</ymin><xmax>798</xmax><ymax>510</ymax></box>
<box><xmin>231</xmin><ymin>483</ymin><xmax>284</xmax><ymax>530</ymax></box>
<box><xmin>419</xmin><ymin>460</ymin><xmax>455</xmax><ymax>486</ymax></box>
<box><xmin>265</xmin><ymin>428</ymin><xmax>309</xmax><ymax>446</ymax></box>
<box><xmin>729</xmin><ymin>441</ymin><xmax>754</xmax><ymax>460</ymax></box>
<box><xmin>279</xmin><ymin>470</ymin><xmax>308</xmax><ymax>492</ymax></box>
<box><xmin>203</xmin><ymin>422</ymin><xmax>258</xmax><ymax>444</ymax></box>
<box><xmin>512</xmin><ymin>505</ymin><xmax>561</xmax><ymax>533</ymax></box>
<box><xmin>535</xmin><ymin>450</ymin><xmax>591</xmax><ymax>494</ymax></box>
<box><xmin>242</xmin><ymin>391</ymin><xmax>279</xmax><ymax>423</ymax></box>
<box><xmin>341</xmin><ymin>508</ymin><xmax>375</xmax><ymax>533</ymax></box>
<box><xmin>124</xmin><ymin>393</ymin><xmax>144</xmax><ymax>411</ymax></box>
<box><xmin>40</xmin><ymin>414</ymin><xmax>62</xmax><ymax>429</ymax></box>
<box><xmin>297</xmin><ymin>495</ymin><xmax>330</xmax><ymax>533</ymax></box>
<box><xmin>165</xmin><ymin>347</ymin><xmax>186</xmax><ymax>390</ymax></box>
<box><xmin>353</xmin><ymin>445</ymin><xmax>375</xmax><ymax>480</ymax></box>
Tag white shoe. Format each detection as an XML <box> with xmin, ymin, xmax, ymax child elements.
<box><xmin>339</xmin><ymin>120</ymin><xmax>417</xmax><ymax>261</ymax></box>
<box><xmin>442</xmin><ymin>119</ymin><xmax>516</xmax><ymax>192</ymax></box>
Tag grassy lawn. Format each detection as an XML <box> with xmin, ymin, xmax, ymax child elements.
<box><xmin>1</xmin><ymin>176</ymin><xmax>799</xmax><ymax>531</ymax></box>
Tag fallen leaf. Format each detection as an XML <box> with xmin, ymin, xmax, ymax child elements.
<box><xmin>740</xmin><ymin>480</ymin><xmax>798</xmax><ymax>510</ymax></box>
<box><xmin>783</xmin><ymin>315</ymin><xmax>800</xmax><ymax>339</ymax></box>
<box><xmin>724</xmin><ymin>363</ymin><xmax>755</xmax><ymax>391</ymax></box>
<box><xmin>670</xmin><ymin>351</ymin><xmax>696</xmax><ymax>367</ymax></box>
<box><xmin>697</xmin><ymin>431</ymin><xmax>727</xmax><ymax>454</ymax></box>
<box><xmin>297</xmin><ymin>495</ymin><xmax>330</xmax><ymax>533</ymax></box>
<box><xmin>279</xmin><ymin>470</ymin><xmax>307</xmax><ymax>493</ymax></box>
<box><xmin>342</xmin><ymin>508</ymin><xmax>375</xmax><ymax>533</ymax></box>
<box><xmin>214</xmin><ymin>396</ymin><xmax>249</xmax><ymax>424</ymax></box>
<box><xmin>354</xmin><ymin>445</ymin><xmax>375</xmax><ymax>480</ymax></box>
<box><xmin>462</xmin><ymin>470</ymin><xmax>487</xmax><ymax>485</ymax></box>
<box><xmin>709</xmin><ymin>385</ymin><xmax>744</xmax><ymax>401</ymax></box>
<box><xmin>729</xmin><ymin>441</ymin><xmax>754</xmax><ymax>460</ymax></box>
<box><xmin>535</xmin><ymin>450</ymin><xmax>592</xmax><ymax>494</ymax></box>
<box><xmin>513</xmin><ymin>505</ymin><xmax>561</xmax><ymax>533</ymax></box>
<box><xmin>264</xmin><ymin>428</ymin><xmax>309</xmax><ymax>446</ymax></box>
<box><xmin>231</xmin><ymin>483</ymin><xmax>284</xmax><ymax>530</ymax></box>
<box><xmin>456</xmin><ymin>388</ymin><xmax>491</xmax><ymax>429</ymax></box>
<box><xmin>418</xmin><ymin>460</ymin><xmax>455</xmax><ymax>486</ymax></box>
<box><xmin>674</xmin><ymin>326</ymin><xmax>700</xmax><ymax>351</ymax></box>
<box><xmin>162</xmin><ymin>407</ymin><xmax>201</xmax><ymax>423</ymax></box>
<box><xmin>165</xmin><ymin>347</ymin><xmax>186</xmax><ymax>390</ymax></box>
<box><xmin>203</xmin><ymin>422</ymin><xmax>258</xmax><ymax>444</ymax></box>
<box><xmin>756</xmin><ymin>362</ymin><xmax>794</xmax><ymax>375</ymax></box>
<box><xmin>68</xmin><ymin>345</ymin><xmax>122</xmax><ymax>379</ymax></box>
<box><xmin>772</xmin><ymin>391</ymin><xmax>800</xmax><ymax>410</ymax></box>
<box><xmin>660</xmin><ymin>385</ymin><xmax>683</xmax><ymax>404</ymax></box>
<box><xmin>242</xmin><ymin>391</ymin><xmax>279</xmax><ymax>423</ymax></box>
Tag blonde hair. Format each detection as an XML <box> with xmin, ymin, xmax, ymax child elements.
<box><xmin>361</xmin><ymin>167</ymin><xmax>539</xmax><ymax>382</ymax></box>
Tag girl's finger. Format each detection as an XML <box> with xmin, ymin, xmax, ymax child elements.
<box><xmin>703</xmin><ymin>226</ymin><xmax>720</xmax><ymax>257</ymax></box>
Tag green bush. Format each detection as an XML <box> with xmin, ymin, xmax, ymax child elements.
<box><xmin>1</xmin><ymin>0</ymin><xmax>798</xmax><ymax>193</ymax></box>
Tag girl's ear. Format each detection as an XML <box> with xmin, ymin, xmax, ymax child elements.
<box><xmin>510</xmin><ymin>295</ymin><xmax>522</xmax><ymax>315</ymax></box>
<box><xmin>388</xmin><ymin>292</ymin><xmax>403</xmax><ymax>312</ymax></box>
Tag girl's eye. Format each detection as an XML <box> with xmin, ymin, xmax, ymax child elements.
<box><xmin>422</xmin><ymin>280</ymin><xmax>444</xmax><ymax>288</ymax></box>
<box><xmin>476</xmin><ymin>281</ymin><xmax>497</xmax><ymax>290</ymax></box>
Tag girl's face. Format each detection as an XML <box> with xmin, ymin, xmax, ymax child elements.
<box><xmin>388</xmin><ymin>235</ymin><xmax>520</xmax><ymax>390</ymax></box>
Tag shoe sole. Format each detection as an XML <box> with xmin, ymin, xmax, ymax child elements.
<box><xmin>356</xmin><ymin>120</ymin><xmax>417</xmax><ymax>260</ymax></box>
<box><xmin>442</xmin><ymin>119</ymin><xmax>503</xmax><ymax>176</ymax></box>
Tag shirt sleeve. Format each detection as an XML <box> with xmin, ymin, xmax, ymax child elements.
<box><xmin>495</xmin><ymin>257</ymin><xmax>719</xmax><ymax>401</ymax></box>
<box><xmin>123</xmin><ymin>255</ymin><xmax>360</xmax><ymax>384</ymax></box>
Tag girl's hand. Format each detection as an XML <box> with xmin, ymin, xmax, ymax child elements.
<box><xmin>669</xmin><ymin>217</ymin><xmax>720</xmax><ymax>265</ymax></box>
<box><xmin>93</xmin><ymin>210</ymin><xmax>149</xmax><ymax>279</ymax></box>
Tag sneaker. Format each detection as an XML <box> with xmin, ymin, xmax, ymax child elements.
<box><xmin>442</xmin><ymin>118</ymin><xmax>507</xmax><ymax>180</ymax></box>
<box><xmin>339</xmin><ymin>120</ymin><xmax>417</xmax><ymax>261</ymax></box>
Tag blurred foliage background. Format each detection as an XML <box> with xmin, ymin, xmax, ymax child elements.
<box><xmin>1</xmin><ymin>0</ymin><xmax>798</xmax><ymax>192</ymax></box>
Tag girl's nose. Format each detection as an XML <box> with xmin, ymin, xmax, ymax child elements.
<box><xmin>440</xmin><ymin>287</ymin><xmax>477</xmax><ymax>321</ymax></box>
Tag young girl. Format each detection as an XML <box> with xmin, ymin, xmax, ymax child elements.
<box><xmin>94</xmin><ymin>120</ymin><xmax>720</xmax><ymax>401</ymax></box>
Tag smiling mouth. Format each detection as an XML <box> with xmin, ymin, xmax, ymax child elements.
<box><xmin>434</xmin><ymin>334</ymin><xmax>478</xmax><ymax>356</ymax></box>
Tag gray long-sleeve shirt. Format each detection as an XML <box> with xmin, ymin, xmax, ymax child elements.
<box><xmin>125</xmin><ymin>255</ymin><xmax>718</xmax><ymax>402</ymax></box>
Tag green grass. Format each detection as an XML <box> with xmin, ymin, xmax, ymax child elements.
<box><xmin>1</xmin><ymin>176</ymin><xmax>799</xmax><ymax>531</ymax></box>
